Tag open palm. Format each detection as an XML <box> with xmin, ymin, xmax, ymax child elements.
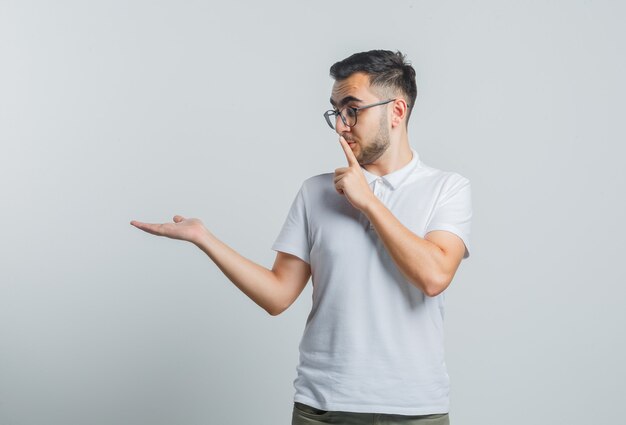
<box><xmin>130</xmin><ymin>215</ymin><xmax>205</xmax><ymax>244</ymax></box>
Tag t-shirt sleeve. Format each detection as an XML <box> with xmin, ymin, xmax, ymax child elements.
<box><xmin>425</xmin><ymin>175</ymin><xmax>472</xmax><ymax>259</ymax></box>
<box><xmin>271</xmin><ymin>184</ymin><xmax>311</xmax><ymax>264</ymax></box>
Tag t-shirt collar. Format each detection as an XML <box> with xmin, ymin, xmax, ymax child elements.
<box><xmin>360</xmin><ymin>147</ymin><xmax>420</xmax><ymax>190</ymax></box>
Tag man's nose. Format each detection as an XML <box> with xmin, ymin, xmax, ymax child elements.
<box><xmin>335</xmin><ymin>115</ymin><xmax>350</xmax><ymax>134</ymax></box>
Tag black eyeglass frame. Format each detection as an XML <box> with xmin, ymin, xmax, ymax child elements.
<box><xmin>323</xmin><ymin>98</ymin><xmax>409</xmax><ymax>130</ymax></box>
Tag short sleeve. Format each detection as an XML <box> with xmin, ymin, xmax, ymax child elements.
<box><xmin>425</xmin><ymin>175</ymin><xmax>472</xmax><ymax>259</ymax></box>
<box><xmin>271</xmin><ymin>184</ymin><xmax>311</xmax><ymax>264</ymax></box>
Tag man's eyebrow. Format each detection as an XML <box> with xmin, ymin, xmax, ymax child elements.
<box><xmin>330</xmin><ymin>96</ymin><xmax>363</xmax><ymax>107</ymax></box>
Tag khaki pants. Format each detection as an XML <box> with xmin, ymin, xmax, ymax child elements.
<box><xmin>292</xmin><ymin>402</ymin><xmax>450</xmax><ymax>425</ymax></box>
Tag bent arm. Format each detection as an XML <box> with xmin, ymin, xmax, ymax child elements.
<box><xmin>363</xmin><ymin>200</ymin><xmax>466</xmax><ymax>297</ymax></box>
<box><xmin>194</xmin><ymin>228</ymin><xmax>311</xmax><ymax>316</ymax></box>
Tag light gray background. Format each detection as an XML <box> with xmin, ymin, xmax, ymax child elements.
<box><xmin>1</xmin><ymin>1</ymin><xmax>624</xmax><ymax>424</ymax></box>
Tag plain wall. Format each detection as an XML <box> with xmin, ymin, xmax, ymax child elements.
<box><xmin>1</xmin><ymin>1</ymin><xmax>625</xmax><ymax>424</ymax></box>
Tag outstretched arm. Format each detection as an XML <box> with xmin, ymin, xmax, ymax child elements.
<box><xmin>130</xmin><ymin>216</ymin><xmax>311</xmax><ymax>315</ymax></box>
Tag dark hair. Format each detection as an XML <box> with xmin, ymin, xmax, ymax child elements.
<box><xmin>329</xmin><ymin>50</ymin><xmax>418</xmax><ymax>123</ymax></box>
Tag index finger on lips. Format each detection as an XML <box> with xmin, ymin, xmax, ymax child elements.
<box><xmin>339</xmin><ymin>136</ymin><xmax>359</xmax><ymax>167</ymax></box>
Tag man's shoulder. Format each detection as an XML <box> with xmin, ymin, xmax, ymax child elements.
<box><xmin>294</xmin><ymin>173</ymin><xmax>338</xmax><ymax>206</ymax></box>
<box><xmin>416</xmin><ymin>160</ymin><xmax>470</xmax><ymax>187</ymax></box>
<box><xmin>301</xmin><ymin>172</ymin><xmax>334</xmax><ymax>190</ymax></box>
<box><xmin>304</xmin><ymin>172</ymin><xmax>334</xmax><ymax>183</ymax></box>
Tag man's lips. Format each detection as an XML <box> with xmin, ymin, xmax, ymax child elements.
<box><xmin>341</xmin><ymin>135</ymin><xmax>357</xmax><ymax>149</ymax></box>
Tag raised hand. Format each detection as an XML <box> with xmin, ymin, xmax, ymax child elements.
<box><xmin>130</xmin><ymin>215</ymin><xmax>206</xmax><ymax>245</ymax></box>
<box><xmin>333</xmin><ymin>136</ymin><xmax>376</xmax><ymax>211</ymax></box>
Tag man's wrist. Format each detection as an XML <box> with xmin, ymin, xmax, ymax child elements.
<box><xmin>192</xmin><ymin>227</ymin><xmax>214</xmax><ymax>250</ymax></box>
<box><xmin>362</xmin><ymin>194</ymin><xmax>383</xmax><ymax>218</ymax></box>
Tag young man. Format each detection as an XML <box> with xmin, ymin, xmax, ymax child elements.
<box><xmin>131</xmin><ymin>50</ymin><xmax>471</xmax><ymax>425</ymax></box>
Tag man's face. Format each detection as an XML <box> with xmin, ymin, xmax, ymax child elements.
<box><xmin>330</xmin><ymin>72</ymin><xmax>391</xmax><ymax>165</ymax></box>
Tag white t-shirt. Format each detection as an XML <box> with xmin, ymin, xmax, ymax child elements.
<box><xmin>271</xmin><ymin>147</ymin><xmax>472</xmax><ymax>415</ymax></box>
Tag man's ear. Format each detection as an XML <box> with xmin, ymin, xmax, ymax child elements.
<box><xmin>391</xmin><ymin>98</ymin><xmax>408</xmax><ymax>128</ymax></box>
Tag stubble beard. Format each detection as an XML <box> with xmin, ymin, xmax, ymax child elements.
<box><xmin>357</xmin><ymin>112</ymin><xmax>390</xmax><ymax>165</ymax></box>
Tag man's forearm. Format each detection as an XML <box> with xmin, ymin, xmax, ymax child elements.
<box><xmin>363</xmin><ymin>198</ymin><xmax>447</xmax><ymax>296</ymax></box>
<box><xmin>193</xmin><ymin>228</ymin><xmax>283</xmax><ymax>315</ymax></box>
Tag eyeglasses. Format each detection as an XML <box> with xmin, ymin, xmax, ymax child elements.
<box><xmin>323</xmin><ymin>99</ymin><xmax>397</xmax><ymax>130</ymax></box>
